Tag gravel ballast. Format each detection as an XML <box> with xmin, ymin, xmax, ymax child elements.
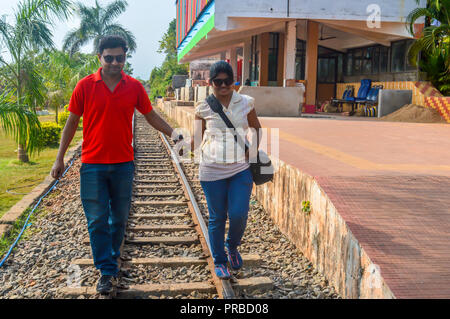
<box><xmin>0</xmin><ymin>137</ymin><xmax>340</xmax><ymax>300</ymax></box>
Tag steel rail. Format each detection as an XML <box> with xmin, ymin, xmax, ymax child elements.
<box><xmin>159</xmin><ymin>132</ymin><xmax>236</xmax><ymax>299</ymax></box>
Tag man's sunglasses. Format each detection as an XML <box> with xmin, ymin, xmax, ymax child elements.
<box><xmin>103</xmin><ymin>55</ymin><xmax>126</xmax><ymax>63</ymax></box>
<box><xmin>212</xmin><ymin>78</ymin><xmax>234</xmax><ymax>87</ymax></box>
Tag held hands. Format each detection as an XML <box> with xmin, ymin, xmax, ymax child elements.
<box><xmin>51</xmin><ymin>158</ymin><xmax>65</xmax><ymax>180</ymax></box>
<box><xmin>174</xmin><ymin>138</ymin><xmax>195</xmax><ymax>159</ymax></box>
<box><xmin>172</xmin><ymin>133</ymin><xmax>185</xmax><ymax>157</ymax></box>
<box><xmin>171</xmin><ymin>129</ymin><xmax>193</xmax><ymax>158</ymax></box>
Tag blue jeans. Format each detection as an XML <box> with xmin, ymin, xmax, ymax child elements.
<box><xmin>200</xmin><ymin>168</ymin><xmax>253</xmax><ymax>265</ymax></box>
<box><xmin>80</xmin><ymin>161</ymin><xmax>135</xmax><ymax>276</ymax></box>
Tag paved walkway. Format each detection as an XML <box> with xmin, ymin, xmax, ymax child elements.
<box><xmin>259</xmin><ymin>116</ymin><xmax>450</xmax><ymax>298</ymax></box>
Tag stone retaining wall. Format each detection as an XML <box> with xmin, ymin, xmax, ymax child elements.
<box><xmin>156</xmin><ymin>98</ymin><xmax>395</xmax><ymax>299</ymax></box>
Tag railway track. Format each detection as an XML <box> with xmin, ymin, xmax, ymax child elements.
<box><xmin>60</xmin><ymin>113</ymin><xmax>273</xmax><ymax>299</ymax></box>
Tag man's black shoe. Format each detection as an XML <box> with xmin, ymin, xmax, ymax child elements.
<box><xmin>96</xmin><ymin>275</ymin><xmax>116</xmax><ymax>295</ymax></box>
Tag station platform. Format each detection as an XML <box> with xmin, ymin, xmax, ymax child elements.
<box><xmin>259</xmin><ymin>116</ymin><xmax>450</xmax><ymax>298</ymax></box>
<box><xmin>158</xmin><ymin>101</ymin><xmax>450</xmax><ymax>298</ymax></box>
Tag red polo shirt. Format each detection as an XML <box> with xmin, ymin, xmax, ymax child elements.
<box><xmin>68</xmin><ymin>68</ymin><xmax>152</xmax><ymax>164</ymax></box>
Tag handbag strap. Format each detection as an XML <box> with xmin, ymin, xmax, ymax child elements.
<box><xmin>206</xmin><ymin>94</ymin><xmax>249</xmax><ymax>152</ymax></box>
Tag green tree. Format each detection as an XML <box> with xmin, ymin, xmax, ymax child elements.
<box><xmin>149</xmin><ymin>19</ymin><xmax>188</xmax><ymax>100</ymax></box>
<box><xmin>62</xmin><ymin>0</ymin><xmax>136</xmax><ymax>56</ymax></box>
<box><xmin>123</xmin><ymin>60</ymin><xmax>134</xmax><ymax>75</ymax></box>
<box><xmin>0</xmin><ymin>0</ymin><xmax>72</xmax><ymax>162</ymax></box>
<box><xmin>37</xmin><ymin>49</ymin><xmax>100</xmax><ymax>123</ymax></box>
<box><xmin>0</xmin><ymin>91</ymin><xmax>41</xmax><ymax>159</ymax></box>
<box><xmin>407</xmin><ymin>0</ymin><xmax>450</xmax><ymax>95</ymax></box>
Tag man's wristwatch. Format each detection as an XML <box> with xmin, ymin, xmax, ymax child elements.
<box><xmin>173</xmin><ymin>134</ymin><xmax>184</xmax><ymax>144</ymax></box>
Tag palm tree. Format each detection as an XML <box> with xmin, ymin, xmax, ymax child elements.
<box><xmin>407</xmin><ymin>0</ymin><xmax>450</xmax><ymax>60</ymax></box>
<box><xmin>0</xmin><ymin>90</ymin><xmax>41</xmax><ymax>160</ymax></box>
<box><xmin>63</xmin><ymin>0</ymin><xmax>137</xmax><ymax>56</ymax></box>
<box><xmin>37</xmin><ymin>50</ymin><xmax>100</xmax><ymax>123</ymax></box>
<box><xmin>407</xmin><ymin>0</ymin><xmax>450</xmax><ymax>95</ymax></box>
<box><xmin>0</xmin><ymin>0</ymin><xmax>72</xmax><ymax>162</ymax></box>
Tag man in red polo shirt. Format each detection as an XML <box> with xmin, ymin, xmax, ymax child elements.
<box><xmin>51</xmin><ymin>35</ymin><xmax>182</xmax><ymax>295</ymax></box>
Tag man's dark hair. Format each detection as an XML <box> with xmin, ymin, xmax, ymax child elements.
<box><xmin>98</xmin><ymin>35</ymin><xmax>129</xmax><ymax>54</ymax></box>
<box><xmin>209</xmin><ymin>60</ymin><xmax>234</xmax><ymax>83</ymax></box>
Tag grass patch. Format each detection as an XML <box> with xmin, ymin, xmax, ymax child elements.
<box><xmin>0</xmin><ymin>114</ymin><xmax>82</xmax><ymax>219</ymax></box>
<box><xmin>0</xmin><ymin>208</ymin><xmax>32</xmax><ymax>259</ymax></box>
<box><xmin>38</xmin><ymin>114</ymin><xmax>58</xmax><ymax>124</ymax></box>
<box><xmin>0</xmin><ymin>205</ymin><xmax>50</xmax><ymax>260</ymax></box>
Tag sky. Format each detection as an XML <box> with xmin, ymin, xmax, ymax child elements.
<box><xmin>0</xmin><ymin>0</ymin><xmax>176</xmax><ymax>80</ymax></box>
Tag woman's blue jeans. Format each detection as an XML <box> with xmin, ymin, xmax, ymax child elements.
<box><xmin>200</xmin><ymin>168</ymin><xmax>253</xmax><ymax>266</ymax></box>
<box><xmin>80</xmin><ymin>161</ymin><xmax>134</xmax><ymax>276</ymax></box>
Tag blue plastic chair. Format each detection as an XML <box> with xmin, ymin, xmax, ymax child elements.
<box><xmin>333</xmin><ymin>87</ymin><xmax>348</xmax><ymax>102</ymax></box>
<box><xmin>362</xmin><ymin>85</ymin><xmax>383</xmax><ymax>117</ymax></box>
<box><xmin>331</xmin><ymin>86</ymin><xmax>353</xmax><ymax>112</ymax></box>
<box><xmin>347</xmin><ymin>79</ymin><xmax>371</xmax><ymax>102</ymax></box>
<box><xmin>365</xmin><ymin>85</ymin><xmax>382</xmax><ymax>105</ymax></box>
<box><xmin>347</xmin><ymin>79</ymin><xmax>372</xmax><ymax>114</ymax></box>
<box><xmin>361</xmin><ymin>87</ymin><xmax>376</xmax><ymax>103</ymax></box>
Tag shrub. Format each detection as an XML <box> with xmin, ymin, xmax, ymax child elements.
<box><xmin>38</xmin><ymin>122</ymin><xmax>62</xmax><ymax>148</ymax></box>
<box><xmin>58</xmin><ymin>111</ymin><xmax>70</xmax><ymax>128</ymax></box>
<box><xmin>59</xmin><ymin>110</ymin><xmax>83</xmax><ymax>129</ymax></box>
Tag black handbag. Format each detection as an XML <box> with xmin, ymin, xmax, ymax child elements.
<box><xmin>206</xmin><ymin>94</ymin><xmax>274</xmax><ymax>185</ymax></box>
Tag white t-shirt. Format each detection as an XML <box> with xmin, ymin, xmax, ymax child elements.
<box><xmin>195</xmin><ymin>91</ymin><xmax>255</xmax><ymax>181</ymax></box>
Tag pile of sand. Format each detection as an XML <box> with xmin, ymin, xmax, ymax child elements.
<box><xmin>380</xmin><ymin>104</ymin><xmax>447</xmax><ymax>123</ymax></box>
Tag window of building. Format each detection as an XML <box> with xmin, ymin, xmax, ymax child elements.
<box><xmin>268</xmin><ymin>33</ymin><xmax>280</xmax><ymax>83</ymax></box>
<box><xmin>295</xmin><ymin>40</ymin><xmax>306</xmax><ymax>80</ymax></box>
<box><xmin>391</xmin><ymin>39</ymin><xmax>418</xmax><ymax>72</ymax></box>
<box><xmin>362</xmin><ymin>47</ymin><xmax>374</xmax><ymax>75</ymax></box>
<box><xmin>250</xmin><ymin>35</ymin><xmax>259</xmax><ymax>82</ymax></box>
<box><xmin>391</xmin><ymin>41</ymin><xmax>406</xmax><ymax>72</ymax></box>
<box><xmin>405</xmin><ymin>40</ymin><xmax>417</xmax><ymax>71</ymax></box>
<box><xmin>348</xmin><ymin>46</ymin><xmax>386</xmax><ymax>75</ymax></box>
<box><xmin>345</xmin><ymin>52</ymin><xmax>353</xmax><ymax>76</ymax></box>
<box><xmin>317</xmin><ymin>58</ymin><xmax>337</xmax><ymax>83</ymax></box>
<box><xmin>337</xmin><ymin>54</ymin><xmax>344</xmax><ymax>82</ymax></box>
<box><xmin>380</xmin><ymin>46</ymin><xmax>389</xmax><ymax>73</ymax></box>
<box><xmin>344</xmin><ymin>41</ymin><xmax>415</xmax><ymax>76</ymax></box>
<box><xmin>317</xmin><ymin>59</ymin><xmax>328</xmax><ymax>83</ymax></box>
<box><xmin>317</xmin><ymin>46</ymin><xmax>341</xmax><ymax>83</ymax></box>
<box><xmin>353</xmin><ymin>49</ymin><xmax>363</xmax><ymax>75</ymax></box>
<box><xmin>372</xmin><ymin>47</ymin><xmax>380</xmax><ymax>74</ymax></box>
<box><xmin>295</xmin><ymin>40</ymin><xmax>342</xmax><ymax>82</ymax></box>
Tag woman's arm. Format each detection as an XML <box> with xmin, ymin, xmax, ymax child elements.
<box><xmin>191</xmin><ymin>115</ymin><xmax>206</xmax><ymax>152</ymax></box>
<box><xmin>247</xmin><ymin>108</ymin><xmax>262</xmax><ymax>149</ymax></box>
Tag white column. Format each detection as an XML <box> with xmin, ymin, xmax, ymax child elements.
<box><xmin>242</xmin><ymin>39</ymin><xmax>251</xmax><ymax>84</ymax></box>
<box><xmin>284</xmin><ymin>20</ymin><xmax>297</xmax><ymax>86</ymax></box>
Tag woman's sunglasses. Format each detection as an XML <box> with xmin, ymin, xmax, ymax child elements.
<box><xmin>103</xmin><ymin>55</ymin><xmax>126</xmax><ymax>63</ymax></box>
<box><xmin>212</xmin><ymin>78</ymin><xmax>234</xmax><ymax>87</ymax></box>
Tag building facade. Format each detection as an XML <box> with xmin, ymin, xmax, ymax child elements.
<box><xmin>176</xmin><ymin>0</ymin><xmax>425</xmax><ymax>109</ymax></box>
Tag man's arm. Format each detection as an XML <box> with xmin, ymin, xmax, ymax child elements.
<box><xmin>51</xmin><ymin>112</ymin><xmax>80</xmax><ymax>179</ymax></box>
<box><xmin>143</xmin><ymin>110</ymin><xmax>174</xmax><ymax>138</ymax></box>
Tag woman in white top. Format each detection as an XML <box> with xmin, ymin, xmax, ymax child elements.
<box><xmin>191</xmin><ymin>61</ymin><xmax>262</xmax><ymax>279</ymax></box>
